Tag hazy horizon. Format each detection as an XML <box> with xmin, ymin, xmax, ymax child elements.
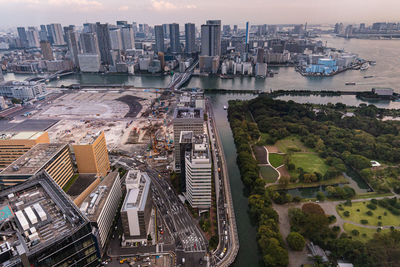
<box><xmin>0</xmin><ymin>0</ymin><xmax>399</xmax><ymax>28</ymax></box>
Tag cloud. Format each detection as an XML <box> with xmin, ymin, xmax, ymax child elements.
<box><xmin>118</xmin><ymin>5</ymin><xmax>129</xmax><ymax>11</ymax></box>
<box><xmin>151</xmin><ymin>0</ymin><xmax>197</xmax><ymax>11</ymax></box>
<box><xmin>47</xmin><ymin>0</ymin><xmax>103</xmax><ymax>9</ymax></box>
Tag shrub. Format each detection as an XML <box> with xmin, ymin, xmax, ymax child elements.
<box><xmin>328</xmin><ymin>215</ymin><xmax>336</xmax><ymax>223</ymax></box>
<box><xmin>338</xmin><ymin>206</ymin><xmax>344</xmax><ymax>211</ymax></box>
<box><xmin>378</xmin><ymin>222</ymin><xmax>382</xmax><ymax>226</ymax></box>
<box><xmin>378</xmin><ymin>216</ymin><xmax>382</xmax><ymax>220</ymax></box>
<box><xmin>351</xmin><ymin>229</ymin><xmax>360</xmax><ymax>236</ymax></box>
<box><xmin>343</xmin><ymin>211</ymin><xmax>350</xmax><ymax>217</ymax></box>
<box><xmin>367</xmin><ymin>203</ymin><xmax>377</xmax><ymax>210</ymax></box>
<box><xmin>357</xmin><ymin>209</ymin><xmax>360</xmax><ymax>212</ymax></box>
<box><xmin>286</xmin><ymin>232</ymin><xmax>306</xmax><ymax>251</ymax></box>
<box><xmin>366</xmin><ymin>211</ymin><xmax>373</xmax><ymax>216</ymax></box>
<box><xmin>345</xmin><ymin>199</ymin><xmax>352</xmax><ymax>206</ymax></box>
<box><xmin>384</xmin><ymin>212</ymin><xmax>388</xmax><ymax>216</ymax></box>
<box><xmin>371</xmin><ymin>199</ymin><xmax>378</xmax><ymax>205</ymax></box>
<box><xmin>377</xmin><ymin>228</ymin><xmax>382</xmax><ymax>232</ymax></box>
<box><xmin>361</xmin><ymin>219</ymin><xmax>368</xmax><ymax>224</ymax></box>
<box><xmin>362</xmin><ymin>233</ymin><xmax>367</xmax><ymax>237</ymax></box>
<box><xmin>332</xmin><ymin>226</ymin><xmax>340</xmax><ymax>232</ymax></box>
<box><xmin>316</xmin><ymin>192</ymin><xmax>325</xmax><ymax>202</ymax></box>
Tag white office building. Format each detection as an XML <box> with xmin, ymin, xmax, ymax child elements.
<box><xmin>78</xmin><ymin>54</ymin><xmax>101</xmax><ymax>72</ymax></box>
<box><xmin>185</xmin><ymin>134</ymin><xmax>212</xmax><ymax>209</ymax></box>
<box><xmin>0</xmin><ymin>81</ymin><xmax>46</xmax><ymax>100</ymax></box>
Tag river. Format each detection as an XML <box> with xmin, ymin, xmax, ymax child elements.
<box><xmin>3</xmin><ymin>35</ymin><xmax>400</xmax><ymax>266</ymax></box>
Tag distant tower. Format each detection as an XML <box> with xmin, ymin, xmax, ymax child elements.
<box><xmin>169</xmin><ymin>23</ymin><xmax>180</xmax><ymax>53</ymax></box>
<box><xmin>121</xmin><ymin>25</ymin><xmax>135</xmax><ymax>50</ymax></box>
<box><xmin>95</xmin><ymin>22</ymin><xmax>112</xmax><ymax>65</ymax></box>
<box><xmin>200</xmin><ymin>20</ymin><xmax>221</xmax><ymax>56</ymax></box>
<box><xmin>65</xmin><ymin>27</ymin><xmax>80</xmax><ymax>68</ymax></box>
<box><xmin>245</xmin><ymin>21</ymin><xmax>249</xmax><ymax>51</ymax></box>
<box><xmin>17</xmin><ymin>27</ymin><xmax>28</xmax><ymax>48</ymax></box>
<box><xmin>185</xmin><ymin>23</ymin><xmax>196</xmax><ymax>54</ymax></box>
<box><xmin>154</xmin><ymin>25</ymin><xmax>165</xmax><ymax>53</ymax></box>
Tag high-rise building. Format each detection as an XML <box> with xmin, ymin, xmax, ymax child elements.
<box><xmin>162</xmin><ymin>24</ymin><xmax>170</xmax><ymax>38</ymax></box>
<box><xmin>46</xmin><ymin>24</ymin><xmax>54</xmax><ymax>44</ymax></box>
<box><xmin>116</xmin><ymin>20</ymin><xmax>128</xmax><ymax>27</ymax></box>
<box><xmin>17</xmin><ymin>27</ymin><xmax>28</xmax><ymax>48</ymax></box>
<box><xmin>109</xmin><ymin>28</ymin><xmax>123</xmax><ymax>51</ymax></box>
<box><xmin>233</xmin><ymin>25</ymin><xmax>238</xmax><ymax>34</ymax></box>
<box><xmin>65</xmin><ymin>27</ymin><xmax>80</xmax><ymax>68</ymax></box>
<box><xmin>80</xmin><ymin>32</ymin><xmax>100</xmax><ymax>54</ymax></box>
<box><xmin>169</xmin><ymin>23</ymin><xmax>180</xmax><ymax>53</ymax></box>
<box><xmin>0</xmin><ymin>71</ymin><xmax>3</xmax><ymax>82</ymax></box>
<box><xmin>96</xmin><ymin>23</ymin><xmax>112</xmax><ymax>65</ymax></box>
<box><xmin>222</xmin><ymin>24</ymin><xmax>231</xmax><ymax>35</ymax></box>
<box><xmin>185</xmin><ymin>134</ymin><xmax>212</xmax><ymax>209</ymax></box>
<box><xmin>173</xmin><ymin>107</ymin><xmax>204</xmax><ymax>170</ymax></box>
<box><xmin>40</xmin><ymin>41</ymin><xmax>54</xmax><ymax>60</ymax></box>
<box><xmin>83</xmin><ymin>23</ymin><xmax>96</xmax><ymax>33</ymax></box>
<box><xmin>47</xmin><ymin>23</ymin><xmax>65</xmax><ymax>46</ymax></box>
<box><xmin>154</xmin><ymin>25</ymin><xmax>165</xmax><ymax>53</ymax></box>
<box><xmin>79</xmin><ymin>171</ymin><xmax>122</xmax><ymax>250</ymax></box>
<box><xmin>0</xmin><ymin>131</ymin><xmax>50</xmax><ymax>170</ymax></box>
<box><xmin>185</xmin><ymin>23</ymin><xmax>196</xmax><ymax>54</ymax></box>
<box><xmin>39</xmin><ymin>25</ymin><xmax>48</xmax><ymax>41</ymax></box>
<box><xmin>121</xmin><ymin>25</ymin><xmax>135</xmax><ymax>50</ymax></box>
<box><xmin>0</xmin><ymin>171</ymin><xmax>101</xmax><ymax>266</ymax></box>
<box><xmin>201</xmin><ymin>20</ymin><xmax>221</xmax><ymax>56</ymax></box>
<box><xmin>0</xmin><ymin>143</ymin><xmax>74</xmax><ymax>189</ymax></box>
<box><xmin>120</xmin><ymin>170</ymin><xmax>152</xmax><ymax>244</ymax></box>
<box><xmin>73</xmin><ymin>131</ymin><xmax>110</xmax><ymax>177</ymax></box>
<box><xmin>78</xmin><ymin>54</ymin><xmax>101</xmax><ymax>72</ymax></box>
<box><xmin>26</xmin><ymin>27</ymin><xmax>40</xmax><ymax>48</ymax></box>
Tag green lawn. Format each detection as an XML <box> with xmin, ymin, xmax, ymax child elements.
<box><xmin>337</xmin><ymin>201</ymin><xmax>400</xmax><ymax>227</ymax></box>
<box><xmin>290</xmin><ymin>153</ymin><xmax>329</xmax><ymax>176</ymax></box>
<box><xmin>343</xmin><ymin>223</ymin><xmax>389</xmax><ymax>242</ymax></box>
<box><xmin>275</xmin><ymin>136</ymin><xmax>311</xmax><ymax>153</ymax></box>
<box><xmin>260</xmin><ymin>165</ymin><xmax>279</xmax><ymax>183</ymax></box>
<box><xmin>269</xmin><ymin>153</ymin><xmax>285</xmax><ymax>168</ymax></box>
<box><xmin>269</xmin><ymin>175</ymin><xmax>348</xmax><ymax>190</ymax></box>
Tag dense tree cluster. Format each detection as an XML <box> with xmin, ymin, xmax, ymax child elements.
<box><xmin>243</xmin><ymin>95</ymin><xmax>400</xmax><ymax>192</ymax></box>
<box><xmin>228</xmin><ymin>101</ymin><xmax>288</xmax><ymax>267</ymax></box>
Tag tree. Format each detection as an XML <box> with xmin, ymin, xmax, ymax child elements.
<box><xmin>316</xmin><ymin>192</ymin><xmax>326</xmax><ymax>201</ymax></box>
<box><xmin>286</xmin><ymin>232</ymin><xmax>306</xmax><ymax>251</ymax></box>
<box><xmin>147</xmin><ymin>234</ymin><xmax>152</xmax><ymax>241</ymax></box>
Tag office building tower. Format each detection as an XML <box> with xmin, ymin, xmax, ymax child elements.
<box><xmin>256</xmin><ymin>47</ymin><xmax>265</xmax><ymax>63</ymax></box>
<box><xmin>39</xmin><ymin>25</ymin><xmax>48</xmax><ymax>41</ymax></box>
<box><xmin>40</xmin><ymin>41</ymin><xmax>54</xmax><ymax>60</ymax></box>
<box><xmin>0</xmin><ymin>171</ymin><xmax>101</xmax><ymax>266</ymax></box>
<box><xmin>79</xmin><ymin>171</ymin><xmax>122</xmax><ymax>250</ymax></box>
<box><xmin>65</xmin><ymin>27</ymin><xmax>80</xmax><ymax>68</ymax></box>
<box><xmin>132</xmin><ymin>22</ymin><xmax>138</xmax><ymax>34</ymax></box>
<box><xmin>121</xmin><ymin>25</ymin><xmax>135</xmax><ymax>50</ymax></box>
<box><xmin>47</xmin><ymin>23</ymin><xmax>65</xmax><ymax>46</ymax></box>
<box><xmin>83</xmin><ymin>23</ymin><xmax>96</xmax><ymax>33</ymax></box>
<box><xmin>120</xmin><ymin>170</ymin><xmax>152</xmax><ymax>244</ymax></box>
<box><xmin>80</xmin><ymin>32</ymin><xmax>100</xmax><ymax>54</ymax></box>
<box><xmin>154</xmin><ymin>25</ymin><xmax>165</xmax><ymax>53</ymax></box>
<box><xmin>96</xmin><ymin>23</ymin><xmax>112</xmax><ymax>65</ymax></box>
<box><xmin>233</xmin><ymin>25</ymin><xmax>238</xmax><ymax>34</ymax></box>
<box><xmin>0</xmin><ymin>131</ymin><xmax>49</xmax><ymax>170</ymax></box>
<box><xmin>26</xmin><ymin>27</ymin><xmax>40</xmax><ymax>48</ymax></box>
<box><xmin>17</xmin><ymin>27</ymin><xmax>28</xmax><ymax>48</ymax></box>
<box><xmin>169</xmin><ymin>23</ymin><xmax>180</xmax><ymax>53</ymax></box>
<box><xmin>201</xmin><ymin>20</ymin><xmax>221</xmax><ymax>56</ymax></box>
<box><xmin>162</xmin><ymin>24</ymin><xmax>170</xmax><ymax>38</ymax></box>
<box><xmin>0</xmin><ymin>81</ymin><xmax>46</xmax><ymax>100</ymax></box>
<box><xmin>185</xmin><ymin>23</ymin><xmax>196</xmax><ymax>54</ymax></box>
<box><xmin>173</xmin><ymin>107</ymin><xmax>204</xmax><ymax>170</ymax></box>
<box><xmin>73</xmin><ymin>131</ymin><xmax>110</xmax><ymax>177</ymax></box>
<box><xmin>185</xmin><ymin>134</ymin><xmax>212</xmax><ymax>209</ymax></box>
<box><xmin>179</xmin><ymin>131</ymin><xmax>193</xmax><ymax>191</ymax></box>
<box><xmin>109</xmin><ymin>28</ymin><xmax>123</xmax><ymax>50</ymax></box>
<box><xmin>46</xmin><ymin>25</ymin><xmax>54</xmax><ymax>44</ymax></box>
<box><xmin>0</xmin><ymin>143</ymin><xmax>74</xmax><ymax>189</ymax></box>
<box><xmin>222</xmin><ymin>25</ymin><xmax>231</xmax><ymax>35</ymax></box>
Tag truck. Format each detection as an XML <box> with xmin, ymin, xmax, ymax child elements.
<box><xmin>182</xmin><ymin>258</ymin><xmax>185</xmax><ymax>264</ymax></box>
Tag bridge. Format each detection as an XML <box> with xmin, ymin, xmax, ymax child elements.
<box><xmin>167</xmin><ymin>60</ymin><xmax>198</xmax><ymax>90</ymax></box>
<box><xmin>25</xmin><ymin>70</ymin><xmax>74</xmax><ymax>83</ymax></box>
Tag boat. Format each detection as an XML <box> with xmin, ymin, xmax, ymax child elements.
<box><xmin>364</xmin><ymin>75</ymin><xmax>374</xmax><ymax>79</ymax></box>
<box><xmin>345</xmin><ymin>82</ymin><xmax>356</xmax><ymax>85</ymax></box>
<box><xmin>370</xmin><ymin>61</ymin><xmax>376</xmax><ymax>66</ymax></box>
<box><xmin>223</xmin><ymin>105</ymin><xmax>228</xmax><ymax>110</ymax></box>
<box><xmin>360</xmin><ymin>63</ymin><xmax>370</xmax><ymax>71</ymax></box>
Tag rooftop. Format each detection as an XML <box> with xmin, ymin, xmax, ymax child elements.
<box><xmin>0</xmin><ymin>131</ymin><xmax>46</xmax><ymax>141</ymax></box>
<box><xmin>66</xmin><ymin>174</ymin><xmax>98</xmax><ymax>197</ymax></box>
<box><xmin>0</xmin><ymin>143</ymin><xmax>67</xmax><ymax>175</ymax></box>
<box><xmin>0</xmin><ymin>171</ymin><xmax>87</xmax><ymax>266</ymax></box>
<box><xmin>122</xmin><ymin>170</ymin><xmax>151</xmax><ymax>212</ymax></box>
<box><xmin>173</xmin><ymin>107</ymin><xmax>203</xmax><ymax>119</ymax></box>
<box><xmin>79</xmin><ymin>172</ymin><xmax>119</xmax><ymax>221</ymax></box>
<box><xmin>76</xmin><ymin>131</ymin><xmax>102</xmax><ymax>145</ymax></box>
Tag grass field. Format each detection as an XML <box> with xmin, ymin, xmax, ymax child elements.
<box><xmin>290</xmin><ymin>153</ymin><xmax>329</xmax><ymax>176</ymax></box>
<box><xmin>269</xmin><ymin>153</ymin><xmax>285</xmax><ymax>168</ymax></box>
<box><xmin>337</xmin><ymin>201</ymin><xmax>400</xmax><ymax>227</ymax></box>
<box><xmin>269</xmin><ymin>175</ymin><xmax>348</xmax><ymax>190</ymax></box>
<box><xmin>343</xmin><ymin>223</ymin><xmax>389</xmax><ymax>242</ymax></box>
<box><xmin>260</xmin><ymin>165</ymin><xmax>279</xmax><ymax>183</ymax></box>
<box><xmin>275</xmin><ymin>136</ymin><xmax>311</xmax><ymax>153</ymax></box>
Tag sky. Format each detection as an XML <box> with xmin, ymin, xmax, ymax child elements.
<box><xmin>0</xmin><ymin>0</ymin><xmax>399</xmax><ymax>28</ymax></box>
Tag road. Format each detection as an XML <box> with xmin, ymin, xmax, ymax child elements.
<box><xmin>206</xmin><ymin>99</ymin><xmax>239</xmax><ymax>266</ymax></box>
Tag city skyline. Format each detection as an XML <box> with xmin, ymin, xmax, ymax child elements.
<box><xmin>1</xmin><ymin>0</ymin><xmax>400</xmax><ymax>28</ymax></box>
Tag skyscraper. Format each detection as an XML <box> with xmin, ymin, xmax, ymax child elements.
<box><xmin>48</xmin><ymin>23</ymin><xmax>65</xmax><ymax>46</ymax></box>
<box><xmin>46</xmin><ymin>25</ymin><xmax>54</xmax><ymax>44</ymax></box>
<box><xmin>65</xmin><ymin>27</ymin><xmax>80</xmax><ymax>68</ymax></box>
<box><xmin>40</xmin><ymin>41</ymin><xmax>54</xmax><ymax>60</ymax></box>
<box><xmin>109</xmin><ymin>28</ymin><xmax>123</xmax><ymax>50</ymax></box>
<box><xmin>201</xmin><ymin>20</ymin><xmax>221</xmax><ymax>56</ymax></box>
<box><xmin>162</xmin><ymin>24</ymin><xmax>170</xmax><ymax>38</ymax></box>
<box><xmin>80</xmin><ymin>32</ymin><xmax>100</xmax><ymax>54</ymax></box>
<box><xmin>83</xmin><ymin>23</ymin><xmax>96</xmax><ymax>33</ymax></box>
<box><xmin>121</xmin><ymin>25</ymin><xmax>135</xmax><ymax>50</ymax></box>
<box><xmin>185</xmin><ymin>23</ymin><xmax>196</xmax><ymax>54</ymax></box>
<box><xmin>169</xmin><ymin>23</ymin><xmax>180</xmax><ymax>53</ymax></box>
<box><xmin>39</xmin><ymin>25</ymin><xmax>48</xmax><ymax>41</ymax></box>
<box><xmin>17</xmin><ymin>27</ymin><xmax>28</xmax><ymax>48</ymax></box>
<box><xmin>96</xmin><ymin>22</ymin><xmax>112</xmax><ymax>65</ymax></box>
<box><xmin>116</xmin><ymin>20</ymin><xmax>128</xmax><ymax>27</ymax></box>
<box><xmin>154</xmin><ymin>25</ymin><xmax>165</xmax><ymax>53</ymax></box>
<box><xmin>26</xmin><ymin>27</ymin><xmax>40</xmax><ymax>48</ymax></box>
